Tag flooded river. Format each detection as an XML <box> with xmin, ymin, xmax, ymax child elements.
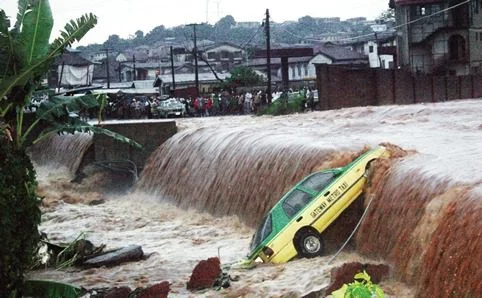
<box><xmin>29</xmin><ymin>99</ymin><xmax>481</xmax><ymax>297</ymax></box>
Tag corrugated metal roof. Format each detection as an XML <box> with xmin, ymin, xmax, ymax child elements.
<box><xmin>313</xmin><ymin>44</ymin><xmax>367</xmax><ymax>61</ymax></box>
<box><xmin>53</xmin><ymin>52</ymin><xmax>93</xmax><ymax>66</ymax></box>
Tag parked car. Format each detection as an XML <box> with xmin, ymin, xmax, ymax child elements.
<box><xmin>247</xmin><ymin>146</ymin><xmax>389</xmax><ymax>264</ymax></box>
<box><xmin>154</xmin><ymin>98</ymin><xmax>186</xmax><ymax>118</ymax></box>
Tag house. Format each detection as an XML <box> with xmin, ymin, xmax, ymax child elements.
<box><xmin>341</xmin><ymin>31</ymin><xmax>398</xmax><ymax>68</ymax></box>
<box><xmin>48</xmin><ymin>49</ymin><xmax>94</xmax><ymax>88</ymax></box>
<box><xmin>393</xmin><ymin>0</ymin><xmax>482</xmax><ymax>75</ymax></box>
<box><xmin>309</xmin><ymin>43</ymin><xmax>369</xmax><ymax>73</ymax></box>
<box><xmin>199</xmin><ymin>42</ymin><xmax>246</xmax><ymax>72</ymax></box>
<box><xmin>92</xmin><ymin>55</ymin><xmax>122</xmax><ymax>84</ymax></box>
<box><xmin>248</xmin><ymin>43</ymin><xmax>368</xmax><ymax>87</ymax></box>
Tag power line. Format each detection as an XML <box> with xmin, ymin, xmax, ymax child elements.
<box><xmin>271</xmin><ymin>0</ymin><xmax>471</xmax><ymax>44</ymax></box>
<box><xmin>240</xmin><ymin>24</ymin><xmax>264</xmax><ymax>50</ymax></box>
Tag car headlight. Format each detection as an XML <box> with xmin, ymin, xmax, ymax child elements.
<box><xmin>262</xmin><ymin>246</ymin><xmax>274</xmax><ymax>258</ymax></box>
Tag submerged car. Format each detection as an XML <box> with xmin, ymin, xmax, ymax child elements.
<box><xmin>154</xmin><ymin>98</ymin><xmax>186</xmax><ymax>118</ymax></box>
<box><xmin>247</xmin><ymin>146</ymin><xmax>389</xmax><ymax>264</ymax></box>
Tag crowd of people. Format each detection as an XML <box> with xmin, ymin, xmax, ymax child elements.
<box><xmin>86</xmin><ymin>87</ymin><xmax>318</xmax><ymax>120</ymax></box>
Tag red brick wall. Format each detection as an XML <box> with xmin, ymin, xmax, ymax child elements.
<box><xmin>315</xmin><ymin>64</ymin><xmax>482</xmax><ymax>109</ymax></box>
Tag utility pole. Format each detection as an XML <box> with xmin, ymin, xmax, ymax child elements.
<box><xmin>132</xmin><ymin>54</ymin><xmax>136</xmax><ymax>81</ymax></box>
<box><xmin>103</xmin><ymin>48</ymin><xmax>111</xmax><ymax>88</ymax></box>
<box><xmin>118</xmin><ymin>62</ymin><xmax>122</xmax><ymax>82</ymax></box>
<box><xmin>265</xmin><ymin>9</ymin><xmax>272</xmax><ymax>103</ymax></box>
<box><xmin>170</xmin><ymin>46</ymin><xmax>176</xmax><ymax>92</ymax></box>
<box><xmin>187</xmin><ymin>23</ymin><xmax>200</xmax><ymax>98</ymax></box>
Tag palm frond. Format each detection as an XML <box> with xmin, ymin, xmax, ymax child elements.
<box><xmin>49</xmin><ymin>13</ymin><xmax>97</xmax><ymax>57</ymax></box>
<box><xmin>0</xmin><ymin>13</ymin><xmax>97</xmax><ymax>104</ymax></box>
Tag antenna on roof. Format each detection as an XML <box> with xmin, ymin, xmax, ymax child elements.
<box><xmin>206</xmin><ymin>0</ymin><xmax>210</xmax><ymax>24</ymax></box>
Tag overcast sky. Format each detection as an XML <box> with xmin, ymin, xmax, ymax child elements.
<box><xmin>2</xmin><ymin>0</ymin><xmax>390</xmax><ymax>46</ymax></box>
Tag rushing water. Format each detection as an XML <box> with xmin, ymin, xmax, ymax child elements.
<box><xmin>30</xmin><ymin>99</ymin><xmax>482</xmax><ymax>297</ymax></box>
<box><xmin>29</xmin><ymin>133</ymin><xmax>93</xmax><ymax>177</ymax></box>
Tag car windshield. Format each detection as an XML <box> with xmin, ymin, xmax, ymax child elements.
<box><xmin>300</xmin><ymin>171</ymin><xmax>337</xmax><ymax>193</ymax></box>
<box><xmin>250</xmin><ymin>214</ymin><xmax>272</xmax><ymax>251</ymax></box>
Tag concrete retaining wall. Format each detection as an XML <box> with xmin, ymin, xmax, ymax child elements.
<box><xmin>93</xmin><ymin>120</ymin><xmax>177</xmax><ymax>171</ymax></box>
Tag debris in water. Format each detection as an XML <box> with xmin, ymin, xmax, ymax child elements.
<box><xmin>187</xmin><ymin>257</ymin><xmax>222</xmax><ymax>291</ymax></box>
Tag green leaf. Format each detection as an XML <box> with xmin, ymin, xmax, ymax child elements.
<box><xmin>23</xmin><ymin>279</ymin><xmax>82</xmax><ymax>298</ymax></box>
<box><xmin>0</xmin><ymin>12</ymin><xmax>96</xmax><ymax>103</ymax></box>
<box><xmin>18</xmin><ymin>0</ymin><xmax>53</xmax><ymax>66</ymax></box>
<box><xmin>34</xmin><ymin>124</ymin><xmax>143</xmax><ymax>150</ymax></box>
<box><xmin>331</xmin><ymin>284</ymin><xmax>348</xmax><ymax>298</ymax></box>
<box><xmin>373</xmin><ymin>286</ymin><xmax>385</xmax><ymax>298</ymax></box>
<box><xmin>354</xmin><ymin>270</ymin><xmax>371</xmax><ymax>283</ymax></box>
<box><xmin>21</xmin><ymin>93</ymin><xmax>99</xmax><ymax>146</ymax></box>
<box><xmin>0</xmin><ymin>10</ymin><xmax>14</xmax><ymax>82</ymax></box>
<box><xmin>35</xmin><ymin>94</ymin><xmax>100</xmax><ymax>121</ymax></box>
<box><xmin>13</xmin><ymin>0</ymin><xmax>30</xmax><ymax>33</ymax></box>
<box><xmin>49</xmin><ymin>13</ymin><xmax>97</xmax><ymax>56</ymax></box>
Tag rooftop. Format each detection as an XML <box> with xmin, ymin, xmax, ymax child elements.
<box><xmin>394</xmin><ymin>0</ymin><xmax>444</xmax><ymax>5</ymax></box>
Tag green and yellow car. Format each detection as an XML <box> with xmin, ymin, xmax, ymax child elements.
<box><xmin>247</xmin><ymin>146</ymin><xmax>389</xmax><ymax>264</ymax></box>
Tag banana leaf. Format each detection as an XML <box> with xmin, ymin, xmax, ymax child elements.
<box><xmin>23</xmin><ymin>280</ymin><xmax>83</xmax><ymax>298</ymax></box>
<box><xmin>0</xmin><ymin>9</ymin><xmax>96</xmax><ymax>103</ymax></box>
<box><xmin>22</xmin><ymin>93</ymin><xmax>142</xmax><ymax>149</ymax></box>
<box><xmin>18</xmin><ymin>0</ymin><xmax>53</xmax><ymax>66</ymax></box>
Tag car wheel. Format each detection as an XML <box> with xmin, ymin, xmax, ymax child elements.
<box><xmin>296</xmin><ymin>229</ymin><xmax>324</xmax><ymax>258</ymax></box>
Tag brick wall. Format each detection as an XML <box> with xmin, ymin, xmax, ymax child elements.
<box><xmin>315</xmin><ymin>64</ymin><xmax>482</xmax><ymax>109</ymax></box>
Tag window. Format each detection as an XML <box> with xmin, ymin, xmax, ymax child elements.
<box><xmin>207</xmin><ymin>52</ymin><xmax>216</xmax><ymax>60</ymax></box>
<box><xmin>250</xmin><ymin>214</ymin><xmax>273</xmax><ymax>250</ymax></box>
<box><xmin>220</xmin><ymin>51</ymin><xmax>230</xmax><ymax>59</ymax></box>
<box><xmin>448</xmin><ymin>34</ymin><xmax>466</xmax><ymax>60</ymax></box>
<box><xmin>282</xmin><ymin>189</ymin><xmax>313</xmax><ymax>218</ymax></box>
<box><xmin>369</xmin><ymin>45</ymin><xmax>374</xmax><ymax>53</ymax></box>
<box><xmin>300</xmin><ymin>172</ymin><xmax>337</xmax><ymax>193</ymax></box>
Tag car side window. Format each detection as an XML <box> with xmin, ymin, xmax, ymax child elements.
<box><xmin>282</xmin><ymin>189</ymin><xmax>313</xmax><ymax>218</ymax></box>
<box><xmin>300</xmin><ymin>172</ymin><xmax>337</xmax><ymax>193</ymax></box>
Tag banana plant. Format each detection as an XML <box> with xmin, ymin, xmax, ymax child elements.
<box><xmin>0</xmin><ymin>0</ymin><xmax>140</xmax><ymax>150</ymax></box>
<box><xmin>0</xmin><ymin>2</ymin><xmax>138</xmax><ymax>296</ymax></box>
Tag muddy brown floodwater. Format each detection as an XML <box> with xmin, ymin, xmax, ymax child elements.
<box><xmin>30</xmin><ymin>99</ymin><xmax>481</xmax><ymax>297</ymax></box>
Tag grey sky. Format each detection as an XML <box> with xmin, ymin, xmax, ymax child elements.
<box><xmin>2</xmin><ymin>0</ymin><xmax>390</xmax><ymax>46</ymax></box>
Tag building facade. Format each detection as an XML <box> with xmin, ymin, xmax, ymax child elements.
<box><xmin>394</xmin><ymin>0</ymin><xmax>482</xmax><ymax>75</ymax></box>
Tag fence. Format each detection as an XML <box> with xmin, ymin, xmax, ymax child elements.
<box><xmin>315</xmin><ymin>64</ymin><xmax>482</xmax><ymax>110</ymax></box>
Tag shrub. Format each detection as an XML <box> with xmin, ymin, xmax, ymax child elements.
<box><xmin>331</xmin><ymin>270</ymin><xmax>385</xmax><ymax>298</ymax></box>
<box><xmin>0</xmin><ymin>138</ymin><xmax>41</xmax><ymax>296</ymax></box>
<box><xmin>258</xmin><ymin>94</ymin><xmax>305</xmax><ymax>116</ymax></box>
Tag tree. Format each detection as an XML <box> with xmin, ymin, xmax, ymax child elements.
<box><xmin>377</xmin><ymin>8</ymin><xmax>395</xmax><ymax>24</ymax></box>
<box><xmin>215</xmin><ymin>15</ymin><xmax>236</xmax><ymax>29</ymax></box>
<box><xmin>134</xmin><ymin>30</ymin><xmax>144</xmax><ymax>39</ymax></box>
<box><xmin>224</xmin><ymin>66</ymin><xmax>264</xmax><ymax>88</ymax></box>
<box><xmin>0</xmin><ymin>1</ymin><xmax>138</xmax><ymax>296</ymax></box>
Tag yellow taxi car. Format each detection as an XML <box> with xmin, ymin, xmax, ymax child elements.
<box><xmin>247</xmin><ymin>146</ymin><xmax>389</xmax><ymax>264</ymax></box>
